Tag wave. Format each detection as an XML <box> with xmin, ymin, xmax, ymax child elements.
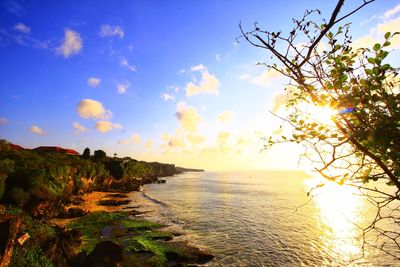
<box><xmin>141</xmin><ymin>191</ymin><xmax>169</xmax><ymax>208</ymax></box>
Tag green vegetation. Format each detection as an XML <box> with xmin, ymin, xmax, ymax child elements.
<box><xmin>9</xmin><ymin>213</ymin><xmax>56</xmax><ymax>267</ymax></box>
<box><xmin>0</xmin><ymin>140</ymin><xmax>180</xmax><ymax>208</ymax></box>
<box><xmin>68</xmin><ymin>211</ymin><xmax>185</xmax><ymax>266</ymax></box>
<box><xmin>11</xmin><ymin>247</ymin><xmax>52</xmax><ymax>267</ymax></box>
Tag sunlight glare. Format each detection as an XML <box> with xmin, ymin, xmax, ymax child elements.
<box><xmin>304</xmin><ymin>177</ymin><xmax>363</xmax><ymax>262</ymax></box>
<box><xmin>304</xmin><ymin>104</ymin><xmax>337</xmax><ymax>125</ymax></box>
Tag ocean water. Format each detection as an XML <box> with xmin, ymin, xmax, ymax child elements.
<box><xmin>140</xmin><ymin>171</ymin><xmax>398</xmax><ymax>266</ymax></box>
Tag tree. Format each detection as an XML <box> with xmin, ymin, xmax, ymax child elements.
<box><xmin>240</xmin><ymin>0</ymin><xmax>400</xmax><ymax>260</ymax></box>
<box><xmin>93</xmin><ymin>150</ymin><xmax>107</xmax><ymax>161</ymax></box>
<box><xmin>82</xmin><ymin>147</ymin><xmax>91</xmax><ymax>159</ymax></box>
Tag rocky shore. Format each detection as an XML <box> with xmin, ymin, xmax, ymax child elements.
<box><xmin>0</xmin><ymin>187</ymin><xmax>213</xmax><ymax>267</ymax></box>
<box><xmin>0</xmin><ymin>141</ymin><xmax>213</xmax><ymax>266</ymax></box>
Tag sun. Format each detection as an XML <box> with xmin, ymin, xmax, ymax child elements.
<box><xmin>303</xmin><ymin>103</ymin><xmax>338</xmax><ymax>125</ymax></box>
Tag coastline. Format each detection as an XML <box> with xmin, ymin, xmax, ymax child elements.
<box><xmin>63</xmin><ymin>181</ymin><xmax>214</xmax><ymax>266</ymax></box>
<box><xmin>1</xmin><ymin>179</ymin><xmax>213</xmax><ymax>267</ymax></box>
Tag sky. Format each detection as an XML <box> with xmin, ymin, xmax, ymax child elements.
<box><xmin>0</xmin><ymin>0</ymin><xmax>399</xmax><ymax>171</ymax></box>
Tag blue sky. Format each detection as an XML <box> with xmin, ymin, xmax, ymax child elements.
<box><xmin>1</xmin><ymin>0</ymin><xmax>399</xmax><ymax>170</ymax></box>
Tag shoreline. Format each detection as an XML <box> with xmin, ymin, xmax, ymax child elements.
<box><xmin>1</xmin><ymin>180</ymin><xmax>214</xmax><ymax>267</ymax></box>
<box><xmin>67</xmin><ymin>187</ymin><xmax>214</xmax><ymax>266</ymax></box>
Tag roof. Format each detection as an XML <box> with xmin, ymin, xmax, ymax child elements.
<box><xmin>33</xmin><ymin>146</ymin><xmax>80</xmax><ymax>155</ymax></box>
<box><xmin>8</xmin><ymin>144</ymin><xmax>25</xmax><ymax>150</ymax></box>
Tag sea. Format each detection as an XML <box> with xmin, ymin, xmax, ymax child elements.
<box><xmin>134</xmin><ymin>171</ymin><xmax>399</xmax><ymax>266</ymax></box>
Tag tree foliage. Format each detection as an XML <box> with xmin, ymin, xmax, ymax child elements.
<box><xmin>240</xmin><ymin>0</ymin><xmax>400</xmax><ymax>259</ymax></box>
<box><xmin>82</xmin><ymin>147</ymin><xmax>91</xmax><ymax>159</ymax></box>
<box><xmin>93</xmin><ymin>149</ymin><xmax>107</xmax><ymax>161</ymax></box>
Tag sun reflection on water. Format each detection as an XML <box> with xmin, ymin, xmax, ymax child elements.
<box><xmin>304</xmin><ymin>177</ymin><xmax>366</xmax><ymax>264</ymax></box>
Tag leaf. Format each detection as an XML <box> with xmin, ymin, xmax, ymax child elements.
<box><xmin>373</xmin><ymin>43</ymin><xmax>381</xmax><ymax>51</ymax></box>
<box><xmin>383</xmin><ymin>41</ymin><xmax>391</xmax><ymax>47</ymax></box>
<box><xmin>386</xmin><ymin>180</ymin><xmax>396</xmax><ymax>186</ymax></box>
<box><xmin>365</xmin><ymin>69</ymin><xmax>373</xmax><ymax>75</ymax></box>
<box><xmin>367</xmin><ymin>57</ymin><xmax>375</xmax><ymax>64</ymax></box>
<box><xmin>382</xmin><ymin>64</ymin><xmax>391</xmax><ymax>71</ymax></box>
<box><xmin>384</xmin><ymin>32</ymin><xmax>391</xmax><ymax>39</ymax></box>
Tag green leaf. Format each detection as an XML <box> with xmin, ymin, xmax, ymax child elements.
<box><xmin>365</xmin><ymin>69</ymin><xmax>373</xmax><ymax>75</ymax></box>
<box><xmin>386</xmin><ymin>180</ymin><xmax>396</xmax><ymax>186</ymax></box>
<box><xmin>382</xmin><ymin>64</ymin><xmax>391</xmax><ymax>71</ymax></box>
<box><xmin>384</xmin><ymin>32</ymin><xmax>391</xmax><ymax>39</ymax></box>
<box><xmin>380</xmin><ymin>50</ymin><xmax>389</xmax><ymax>59</ymax></box>
<box><xmin>367</xmin><ymin>57</ymin><xmax>375</xmax><ymax>64</ymax></box>
<box><xmin>373</xmin><ymin>43</ymin><xmax>381</xmax><ymax>51</ymax></box>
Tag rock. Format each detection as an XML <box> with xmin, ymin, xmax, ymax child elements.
<box><xmin>165</xmin><ymin>242</ymin><xmax>214</xmax><ymax>265</ymax></box>
<box><xmin>28</xmin><ymin>200</ymin><xmax>64</xmax><ymax>219</ymax></box>
<box><xmin>71</xmin><ymin>196</ymin><xmax>85</xmax><ymax>205</ymax></box>
<box><xmin>105</xmin><ymin>193</ymin><xmax>128</xmax><ymax>198</ymax></box>
<box><xmin>85</xmin><ymin>241</ymin><xmax>124</xmax><ymax>267</ymax></box>
<box><xmin>97</xmin><ymin>199</ymin><xmax>130</xmax><ymax>206</ymax></box>
<box><xmin>59</xmin><ymin>207</ymin><xmax>89</xmax><ymax>218</ymax></box>
<box><xmin>44</xmin><ymin>228</ymin><xmax>82</xmax><ymax>267</ymax></box>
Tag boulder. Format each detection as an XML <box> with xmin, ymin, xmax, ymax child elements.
<box><xmin>44</xmin><ymin>228</ymin><xmax>82</xmax><ymax>267</ymax></box>
<box><xmin>28</xmin><ymin>200</ymin><xmax>64</xmax><ymax>219</ymax></box>
<box><xmin>85</xmin><ymin>241</ymin><xmax>124</xmax><ymax>267</ymax></box>
<box><xmin>58</xmin><ymin>207</ymin><xmax>89</xmax><ymax>218</ymax></box>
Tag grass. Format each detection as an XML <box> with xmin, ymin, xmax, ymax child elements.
<box><xmin>11</xmin><ymin>247</ymin><xmax>52</xmax><ymax>267</ymax></box>
<box><xmin>68</xmin><ymin>211</ymin><xmax>164</xmax><ymax>254</ymax></box>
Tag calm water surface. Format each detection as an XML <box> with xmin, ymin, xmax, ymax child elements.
<box><xmin>142</xmin><ymin>171</ymin><xmax>397</xmax><ymax>266</ymax></box>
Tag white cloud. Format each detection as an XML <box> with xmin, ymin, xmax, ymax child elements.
<box><xmin>117</xmin><ymin>139</ymin><xmax>130</xmax><ymax>145</ymax></box>
<box><xmin>251</xmin><ymin>69</ymin><xmax>281</xmax><ymax>87</ymax></box>
<box><xmin>145</xmin><ymin>139</ymin><xmax>153</xmax><ymax>148</ymax></box>
<box><xmin>239</xmin><ymin>73</ymin><xmax>251</xmax><ymax>80</ymax></box>
<box><xmin>162</xmin><ymin>133</ymin><xmax>186</xmax><ymax>148</ymax></box>
<box><xmin>76</xmin><ymin>99</ymin><xmax>112</xmax><ymax>120</ymax></box>
<box><xmin>95</xmin><ymin>121</ymin><xmax>122</xmax><ymax>133</ymax></box>
<box><xmin>187</xmin><ymin>134</ymin><xmax>205</xmax><ymax>144</ymax></box>
<box><xmin>0</xmin><ymin>117</ymin><xmax>8</xmax><ymax>125</ymax></box>
<box><xmin>117</xmin><ymin>83</ymin><xmax>129</xmax><ymax>94</ymax></box>
<box><xmin>161</xmin><ymin>93</ymin><xmax>175</xmax><ymax>101</ymax></box>
<box><xmin>100</xmin><ymin>24</ymin><xmax>124</xmax><ymax>38</ymax></box>
<box><xmin>118</xmin><ymin>133</ymin><xmax>141</xmax><ymax>144</ymax></box>
<box><xmin>88</xmin><ymin>77</ymin><xmax>101</xmax><ymax>87</ymax></box>
<box><xmin>73</xmin><ymin>122</ymin><xmax>87</xmax><ymax>133</ymax></box>
<box><xmin>57</xmin><ymin>29</ymin><xmax>83</xmax><ymax>58</ymax></box>
<box><xmin>29</xmin><ymin>125</ymin><xmax>46</xmax><ymax>135</ymax></box>
<box><xmin>186</xmin><ymin>64</ymin><xmax>220</xmax><ymax>97</ymax></box>
<box><xmin>217</xmin><ymin>131</ymin><xmax>231</xmax><ymax>142</ymax></box>
<box><xmin>383</xmin><ymin>4</ymin><xmax>400</xmax><ymax>20</ymax></box>
<box><xmin>175</xmin><ymin>101</ymin><xmax>203</xmax><ymax>132</ymax></box>
<box><xmin>120</xmin><ymin>57</ymin><xmax>136</xmax><ymax>72</ymax></box>
<box><xmin>14</xmin><ymin>23</ymin><xmax>31</xmax><ymax>33</ymax></box>
<box><xmin>217</xmin><ymin>111</ymin><xmax>234</xmax><ymax>123</ymax></box>
<box><xmin>190</xmin><ymin>64</ymin><xmax>206</xmax><ymax>72</ymax></box>
<box><xmin>271</xmin><ymin>86</ymin><xmax>297</xmax><ymax>113</ymax></box>
<box><xmin>132</xmin><ymin>133</ymin><xmax>141</xmax><ymax>144</ymax></box>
